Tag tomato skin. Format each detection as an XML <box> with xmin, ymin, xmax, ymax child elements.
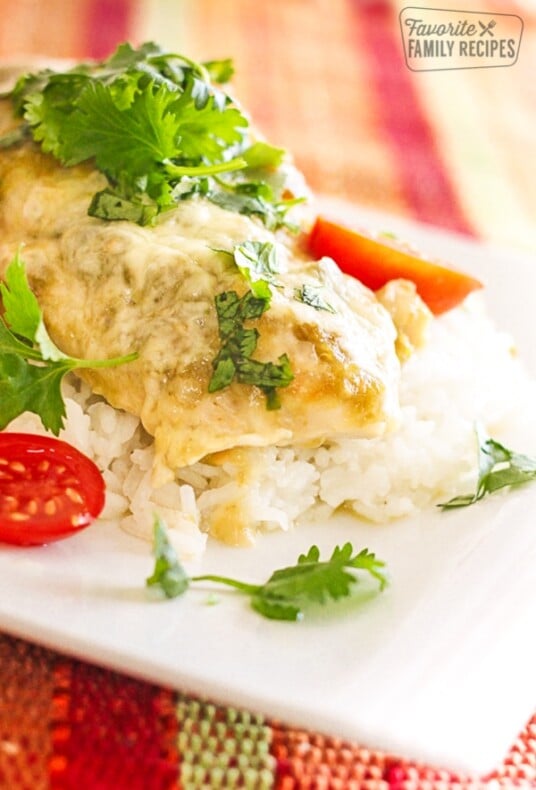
<box><xmin>0</xmin><ymin>433</ymin><xmax>105</xmax><ymax>545</ymax></box>
<box><xmin>308</xmin><ymin>217</ymin><xmax>483</xmax><ymax>315</ymax></box>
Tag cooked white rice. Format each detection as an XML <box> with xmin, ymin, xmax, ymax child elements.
<box><xmin>9</xmin><ymin>293</ymin><xmax>536</xmax><ymax>558</ymax></box>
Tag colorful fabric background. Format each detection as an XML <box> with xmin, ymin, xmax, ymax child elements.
<box><xmin>0</xmin><ymin>1</ymin><xmax>535</xmax><ymax>788</ymax></box>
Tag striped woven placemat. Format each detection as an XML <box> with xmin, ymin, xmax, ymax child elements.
<box><xmin>1</xmin><ymin>633</ymin><xmax>535</xmax><ymax>789</ymax></box>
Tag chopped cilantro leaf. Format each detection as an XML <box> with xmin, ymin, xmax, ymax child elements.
<box><xmin>208</xmin><ymin>288</ymin><xmax>293</xmax><ymax>408</ymax></box>
<box><xmin>233</xmin><ymin>241</ymin><xmax>281</xmax><ymax>298</ymax></box>
<box><xmin>146</xmin><ymin>514</ymin><xmax>190</xmax><ymax>598</ymax></box>
<box><xmin>294</xmin><ymin>284</ymin><xmax>336</xmax><ymax>314</ymax></box>
<box><xmin>440</xmin><ymin>425</ymin><xmax>536</xmax><ymax>508</ymax></box>
<box><xmin>208</xmin><ymin>182</ymin><xmax>304</xmax><ymax>231</ymax></box>
<box><xmin>88</xmin><ymin>189</ymin><xmax>159</xmax><ymax>225</ymax></box>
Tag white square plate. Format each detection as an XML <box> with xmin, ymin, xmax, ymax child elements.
<box><xmin>0</xmin><ymin>203</ymin><xmax>535</xmax><ymax>775</ymax></box>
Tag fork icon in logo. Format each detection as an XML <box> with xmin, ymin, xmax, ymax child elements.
<box><xmin>479</xmin><ymin>19</ymin><xmax>496</xmax><ymax>36</ymax></box>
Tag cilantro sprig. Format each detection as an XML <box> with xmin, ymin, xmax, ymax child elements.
<box><xmin>3</xmin><ymin>42</ymin><xmax>300</xmax><ymax>228</ymax></box>
<box><xmin>0</xmin><ymin>251</ymin><xmax>137</xmax><ymax>433</ymax></box>
<box><xmin>146</xmin><ymin>515</ymin><xmax>388</xmax><ymax>621</ymax></box>
<box><xmin>440</xmin><ymin>425</ymin><xmax>536</xmax><ymax>509</ymax></box>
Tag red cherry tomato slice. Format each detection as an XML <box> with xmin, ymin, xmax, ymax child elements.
<box><xmin>0</xmin><ymin>433</ymin><xmax>105</xmax><ymax>545</ymax></box>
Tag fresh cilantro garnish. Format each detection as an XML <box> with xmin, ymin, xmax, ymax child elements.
<box><xmin>0</xmin><ymin>251</ymin><xmax>137</xmax><ymax>434</ymax></box>
<box><xmin>440</xmin><ymin>425</ymin><xmax>536</xmax><ymax>509</ymax></box>
<box><xmin>146</xmin><ymin>515</ymin><xmax>388</xmax><ymax>621</ymax></box>
<box><xmin>23</xmin><ymin>67</ymin><xmax>247</xmax><ymax>218</ymax></box>
<box><xmin>294</xmin><ymin>284</ymin><xmax>336</xmax><ymax>313</ymax></box>
<box><xmin>87</xmin><ymin>189</ymin><xmax>159</xmax><ymax>225</ymax></box>
<box><xmin>241</xmin><ymin>141</ymin><xmax>286</xmax><ymax>169</ymax></box>
<box><xmin>213</xmin><ymin>240</ymin><xmax>280</xmax><ymax>299</ymax></box>
<box><xmin>202</xmin><ymin>58</ymin><xmax>235</xmax><ymax>84</ymax></box>
<box><xmin>146</xmin><ymin>514</ymin><xmax>190</xmax><ymax>597</ymax></box>
<box><xmin>4</xmin><ymin>42</ymin><xmax>303</xmax><ymax>228</ymax></box>
<box><xmin>208</xmin><ymin>178</ymin><xmax>305</xmax><ymax>231</ymax></box>
<box><xmin>233</xmin><ymin>241</ymin><xmax>281</xmax><ymax>299</ymax></box>
<box><xmin>209</xmin><ymin>289</ymin><xmax>293</xmax><ymax>409</ymax></box>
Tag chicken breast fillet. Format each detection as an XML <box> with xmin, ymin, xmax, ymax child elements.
<box><xmin>0</xmin><ymin>105</ymin><xmax>401</xmax><ymax>484</ymax></box>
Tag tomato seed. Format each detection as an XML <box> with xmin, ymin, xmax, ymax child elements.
<box><xmin>37</xmin><ymin>460</ymin><xmax>50</xmax><ymax>472</ymax></box>
<box><xmin>0</xmin><ymin>457</ymin><xmax>8</xmax><ymax>466</ymax></box>
<box><xmin>44</xmin><ymin>500</ymin><xmax>57</xmax><ymax>516</ymax></box>
<box><xmin>1</xmin><ymin>496</ymin><xmax>18</xmax><ymax>511</ymax></box>
<box><xmin>9</xmin><ymin>461</ymin><xmax>26</xmax><ymax>474</ymax></box>
<box><xmin>65</xmin><ymin>487</ymin><xmax>84</xmax><ymax>505</ymax></box>
<box><xmin>25</xmin><ymin>500</ymin><xmax>38</xmax><ymax>515</ymax></box>
<box><xmin>8</xmin><ymin>512</ymin><xmax>30</xmax><ymax>521</ymax></box>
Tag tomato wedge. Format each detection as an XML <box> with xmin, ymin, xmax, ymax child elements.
<box><xmin>308</xmin><ymin>216</ymin><xmax>483</xmax><ymax>315</ymax></box>
<box><xmin>0</xmin><ymin>433</ymin><xmax>105</xmax><ymax>545</ymax></box>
